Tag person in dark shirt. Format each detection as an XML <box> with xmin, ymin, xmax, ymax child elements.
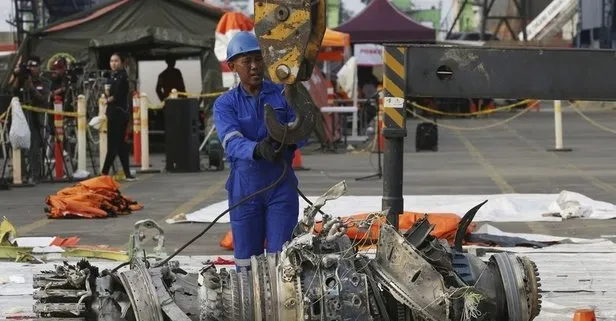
<box><xmin>101</xmin><ymin>52</ymin><xmax>136</xmax><ymax>181</ymax></box>
<box><xmin>155</xmin><ymin>57</ymin><xmax>186</xmax><ymax>101</ymax></box>
<box><xmin>9</xmin><ymin>56</ymin><xmax>51</xmax><ymax>184</ymax></box>
<box><xmin>10</xmin><ymin>57</ymin><xmax>50</xmax><ymax>107</ymax></box>
<box><xmin>45</xmin><ymin>57</ymin><xmax>69</xmax><ymax>143</ymax></box>
<box><xmin>49</xmin><ymin>57</ymin><xmax>69</xmax><ymax>106</ymax></box>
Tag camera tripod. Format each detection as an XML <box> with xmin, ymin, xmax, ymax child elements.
<box><xmin>0</xmin><ymin>135</ymin><xmax>9</xmax><ymax>190</ymax></box>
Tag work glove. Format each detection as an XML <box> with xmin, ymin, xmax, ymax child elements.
<box><xmin>253</xmin><ymin>138</ymin><xmax>280</xmax><ymax>162</ymax></box>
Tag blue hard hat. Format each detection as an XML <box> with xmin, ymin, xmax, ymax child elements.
<box><xmin>226</xmin><ymin>31</ymin><xmax>261</xmax><ymax>62</ymax></box>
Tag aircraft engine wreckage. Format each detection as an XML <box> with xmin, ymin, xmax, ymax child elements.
<box><xmin>32</xmin><ymin>181</ymin><xmax>541</xmax><ymax>321</ymax></box>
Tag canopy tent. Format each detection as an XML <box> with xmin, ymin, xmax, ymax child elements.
<box><xmin>214</xmin><ymin>11</ymin><xmax>255</xmax><ymax>62</ymax></box>
<box><xmin>88</xmin><ymin>26</ymin><xmax>215</xmax><ymax>60</ymax></box>
<box><xmin>318</xmin><ymin>28</ymin><xmax>351</xmax><ymax>62</ymax></box>
<box><xmin>335</xmin><ymin>0</ymin><xmax>435</xmax><ymax>44</ymax></box>
<box><xmin>2</xmin><ymin>0</ymin><xmax>226</xmax><ymax>92</ymax></box>
<box><xmin>213</xmin><ymin>11</ymin><xmax>255</xmax><ymax>88</ymax></box>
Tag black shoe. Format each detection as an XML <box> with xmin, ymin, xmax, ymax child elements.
<box><xmin>125</xmin><ymin>175</ymin><xmax>138</xmax><ymax>182</ymax></box>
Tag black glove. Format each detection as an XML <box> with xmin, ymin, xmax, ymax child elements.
<box><xmin>253</xmin><ymin>139</ymin><xmax>279</xmax><ymax>162</ymax></box>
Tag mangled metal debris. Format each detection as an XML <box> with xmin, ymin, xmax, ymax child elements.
<box><xmin>31</xmin><ymin>181</ymin><xmax>541</xmax><ymax>321</ymax></box>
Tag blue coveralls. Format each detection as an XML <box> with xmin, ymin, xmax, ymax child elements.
<box><xmin>213</xmin><ymin>80</ymin><xmax>305</xmax><ymax>268</ymax></box>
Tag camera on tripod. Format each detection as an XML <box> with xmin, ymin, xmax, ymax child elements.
<box><xmin>67</xmin><ymin>61</ymin><xmax>85</xmax><ymax>83</ymax></box>
<box><xmin>17</xmin><ymin>62</ymin><xmax>31</xmax><ymax>78</ymax></box>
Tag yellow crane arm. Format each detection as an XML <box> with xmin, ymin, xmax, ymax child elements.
<box><xmin>253</xmin><ymin>0</ymin><xmax>327</xmax><ymax>84</ymax></box>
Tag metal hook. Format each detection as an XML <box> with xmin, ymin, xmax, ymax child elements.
<box><xmin>264</xmin><ymin>83</ymin><xmax>316</xmax><ymax>145</ymax></box>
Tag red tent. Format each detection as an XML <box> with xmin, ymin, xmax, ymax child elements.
<box><xmin>335</xmin><ymin>0</ymin><xmax>435</xmax><ymax>43</ymax></box>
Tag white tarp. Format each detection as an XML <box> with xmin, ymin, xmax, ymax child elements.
<box><xmin>167</xmin><ymin>190</ymin><xmax>616</xmax><ymax>224</ymax></box>
<box><xmin>475</xmin><ymin>224</ymin><xmax>608</xmax><ymax>244</ymax></box>
<box><xmin>8</xmin><ymin>98</ymin><xmax>30</xmax><ymax>150</ymax></box>
<box><xmin>335</xmin><ymin>56</ymin><xmax>357</xmax><ymax>98</ymax></box>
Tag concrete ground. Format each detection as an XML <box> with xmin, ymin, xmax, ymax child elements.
<box><xmin>2</xmin><ymin>106</ymin><xmax>616</xmax><ymax>256</ymax></box>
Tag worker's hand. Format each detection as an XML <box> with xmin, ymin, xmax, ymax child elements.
<box><xmin>254</xmin><ymin>139</ymin><xmax>279</xmax><ymax>162</ymax></box>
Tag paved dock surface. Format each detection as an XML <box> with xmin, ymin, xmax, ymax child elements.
<box><xmin>2</xmin><ymin>108</ymin><xmax>616</xmax><ymax>256</ymax></box>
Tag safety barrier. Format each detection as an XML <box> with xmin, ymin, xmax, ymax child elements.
<box><xmin>569</xmin><ymin>101</ymin><xmax>616</xmax><ymax>135</ymax></box>
<box><xmin>406</xmin><ymin>101</ymin><xmax>536</xmax><ymax>132</ymax></box>
<box><xmin>410</xmin><ymin>99</ymin><xmax>536</xmax><ymax>117</ymax></box>
<box><xmin>2</xmin><ymin>96</ymin><xmax>89</xmax><ymax>186</ymax></box>
<box><xmin>77</xmin><ymin>95</ymin><xmax>87</xmax><ymax>177</ymax></box>
<box><xmin>4</xmin><ymin>87</ymin><xmax>616</xmax><ymax>184</ymax></box>
<box><xmin>547</xmin><ymin>100</ymin><xmax>572</xmax><ymax>152</ymax></box>
<box><xmin>132</xmin><ymin>92</ymin><xmax>141</xmax><ymax>167</ymax></box>
<box><xmin>1</xmin><ymin>88</ymin><xmax>231</xmax><ymax>185</ymax></box>
<box><xmin>53</xmin><ymin>96</ymin><xmax>65</xmax><ymax>180</ymax></box>
<box><xmin>405</xmin><ymin>99</ymin><xmax>616</xmax><ymax>147</ymax></box>
<box><xmin>137</xmin><ymin>92</ymin><xmax>159</xmax><ymax>173</ymax></box>
<box><xmin>97</xmin><ymin>94</ymin><xmax>107</xmax><ymax>174</ymax></box>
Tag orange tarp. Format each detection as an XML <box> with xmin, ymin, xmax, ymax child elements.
<box><xmin>215</xmin><ymin>11</ymin><xmax>254</xmax><ymax>34</ymax></box>
<box><xmin>219</xmin><ymin>211</ymin><xmax>475</xmax><ymax>251</ymax></box>
<box><xmin>319</xmin><ymin>28</ymin><xmax>350</xmax><ymax>61</ymax></box>
<box><xmin>322</xmin><ymin>28</ymin><xmax>351</xmax><ymax>47</ymax></box>
<box><xmin>45</xmin><ymin>175</ymin><xmax>143</xmax><ymax>219</ymax></box>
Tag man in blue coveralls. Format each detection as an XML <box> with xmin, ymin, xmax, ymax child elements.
<box><xmin>213</xmin><ymin>31</ymin><xmax>304</xmax><ymax>270</ymax></box>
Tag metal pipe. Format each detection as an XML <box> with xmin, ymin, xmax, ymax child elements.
<box><xmin>381</xmin><ymin>46</ymin><xmax>408</xmax><ymax>230</ymax></box>
<box><xmin>553</xmin><ymin>100</ymin><xmax>563</xmax><ymax>150</ymax></box>
<box><xmin>77</xmin><ymin>95</ymin><xmax>87</xmax><ymax>175</ymax></box>
<box><xmin>98</xmin><ymin>94</ymin><xmax>107</xmax><ymax>174</ymax></box>
<box><xmin>53</xmin><ymin>96</ymin><xmax>64</xmax><ymax>180</ymax></box>
<box><xmin>547</xmin><ymin>100</ymin><xmax>571</xmax><ymax>152</ymax></box>
<box><xmin>382</xmin><ymin>135</ymin><xmax>403</xmax><ymax>228</ymax></box>
<box><xmin>138</xmin><ymin>93</ymin><xmax>161</xmax><ymax>173</ymax></box>
<box><xmin>10</xmin><ymin>98</ymin><xmax>22</xmax><ymax>185</ymax></box>
<box><xmin>12</xmin><ymin>148</ymin><xmax>21</xmax><ymax>185</ymax></box>
<box><xmin>132</xmin><ymin>92</ymin><xmax>141</xmax><ymax>166</ymax></box>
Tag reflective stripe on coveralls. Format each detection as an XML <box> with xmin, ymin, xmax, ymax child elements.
<box><xmin>213</xmin><ymin>80</ymin><xmax>307</xmax><ymax>266</ymax></box>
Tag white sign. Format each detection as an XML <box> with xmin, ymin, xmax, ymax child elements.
<box><xmin>354</xmin><ymin>44</ymin><xmax>384</xmax><ymax>66</ymax></box>
<box><xmin>384</xmin><ymin>97</ymin><xmax>404</xmax><ymax>109</ymax></box>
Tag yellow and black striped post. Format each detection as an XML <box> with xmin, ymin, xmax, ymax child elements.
<box><xmin>382</xmin><ymin>45</ymin><xmax>407</xmax><ymax>230</ymax></box>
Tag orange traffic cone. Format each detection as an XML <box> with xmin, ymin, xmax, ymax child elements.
<box><xmin>573</xmin><ymin>308</ymin><xmax>596</xmax><ymax>321</ymax></box>
<box><xmin>529</xmin><ymin>99</ymin><xmax>541</xmax><ymax>111</ymax></box>
<box><xmin>292</xmin><ymin>149</ymin><xmax>309</xmax><ymax>171</ymax></box>
<box><xmin>469</xmin><ymin>98</ymin><xmax>477</xmax><ymax>114</ymax></box>
<box><xmin>326</xmin><ymin>81</ymin><xmax>335</xmax><ymax>106</ymax></box>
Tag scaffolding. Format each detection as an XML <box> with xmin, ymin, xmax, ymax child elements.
<box><xmin>447</xmin><ymin>0</ymin><xmax>532</xmax><ymax>41</ymax></box>
<box><xmin>10</xmin><ymin>0</ymin><xmax>100</xmax><ymax>47</ymax></box>
<box><xmin>576</xmin><ymin>0</ymin><xmax>614</xmax><ymax>48</ymax></box>
<box><xmin>10</xmin><ymin>0</ymin><xmax>43</xmax><ymax>47</ymax></box>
